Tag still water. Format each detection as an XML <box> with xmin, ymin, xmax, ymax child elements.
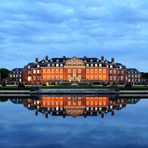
<box><xmin>0</xmin><ymin>95</ymin><xmax>148</xmax><ymax>148</ymax></box>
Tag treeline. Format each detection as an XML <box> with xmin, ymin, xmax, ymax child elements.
<box><xmin>0</xmin><ymin>68</ymin><xmax>10</xmax><ymax>81</ymax></box>
<box><xmin>141</xmin><ymin>72</ymin><xmax>148</xmax><ymax>79</ymax></box>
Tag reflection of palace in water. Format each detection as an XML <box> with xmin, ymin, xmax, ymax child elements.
<box><xmin>9</xmin><ymin>96</ymin><xmax>140</xmax><ymax>118</ymax></box>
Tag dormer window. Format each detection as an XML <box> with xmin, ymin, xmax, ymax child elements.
<box><xmin>28</xmin><ymin>66</ymin><xmax>31</xmax><ymax>69</ymax></box>
<box><xmin>37</xmin><ymin>65</ymin><xmax>40</xmax><ymax>68</ymax></box>
<box><xmin>56</xmin><ymin>64</ymin><xmax>59</xmax><ymax>67</ymax></box>
<box><xmin>57</xmin><ymin>59</ymin><xmax>59</xmax><ymax>62</ymax></box>
<box><xmin>90</xmin><ymin>59</ymin><xmax>93</xmax><ymax>62</ymax></box>
<box><xmin>48</xmin><ymin>64</ymin><xmax>50</xmax><ymax>67</ymax></box>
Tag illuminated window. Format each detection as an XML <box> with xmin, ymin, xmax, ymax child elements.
<box><xmin>99</xmin><ymin>64</ymin><xmax>102</xmax><ymax>67</ymax></box>
<box><xmin>33</xmin><ymin>76</ymin><xmax>36</xmax><ymax>80</ymax></box>
<box><xmin>99</xmin><ymin>69</ymin><xmax>102</xmax><ymax>73</ymax></box>
<box><xmin>78</xmin><ymin>75</ymin><xmax>81</xmax><ymax>79</ymax></box>
<box><xmin>43</xmin><ymin>69</ymin><xmax>46</xmax><ymax>73</ymax></box>
<box><xmin>28</xmin><ymin>76</ymin><xmax>31</xmax><ymax>81</ymax></box>
<box><xmin>52</xmin><ymin>69</ymin><xmax>54</xmax><ymax>73</ymax></box>
<box><xmin>60</xmin><ymin>75</ymin><xmax>63</xmax><ymax>80</ymax></box>
<box><xmin>91</xmin><ymin>64</ymin><xmax>93</xmax><ymax>67</ymax></box>
<box><xmin>95</xmin><ymin>64</ymin><xmax>97</xmax><ymax>67</ymax></box>
<box><xmin>33</xmin><ymin>70</ymin><xmax>36</xmax><ymax>74</ymax></box>
<box><xmin>73</xmin><ymin>69</ymin><xmax>76</xmax><ymax>73</ymax></box>
<box><xmin>103</xmin><ymin>69</ymin><xmax>106</xmax><ymax>73</ymax></box>
<box><xmin>68</xmin><ymin>69</ymin><xmax>71</xmax><ymax>73</ymax></box>
<box><xmin>47</xmin><ymin>69</ymin><xmax>50</xmax><ymax>73</ymax></box>
<box><xmin>78</xmin><ymin>69</ymin><xmax>81</xmax><ymax>73</ymax></box>
<box><xmin>99</xmin><ymin>76</ymin><xmax>102</xmax><ymax>80</ymax></box>
<box><xmin>37</xmin><ymin>70</ymin><xmax>40</xmax><ymax>74</ymax></box>
<box><xmin>56</xmin><ymin>69</ymin><xmax>59</xmax><ymax>73</ymax></box>
<box><xmin>103</xmin><ymin>75</ymin><xmax>106</xmax><ymax>80</ymax></box>
<box><xmin>43</xmin><ymin>75</ymin><xmax>46</xmax><ymax>80</ymax></box>
<box><xmin>60</xmin><ymin>69</ymin><xmax>63</xmax><ymax>73</ymax></box>
<box><xmin>56</xmin><ymin>64</ymin><xmax>59</xmax><ymax>67</ymax></box>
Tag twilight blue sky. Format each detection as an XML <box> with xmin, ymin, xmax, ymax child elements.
<box><xmin>0</xmin><ymin>0</ymin><xmax>148</xmax><ymax>71</ymax></box>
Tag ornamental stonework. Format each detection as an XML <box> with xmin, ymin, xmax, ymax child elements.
<box><xmin>65</xmin><ymin>56</ymin><xmax>84</xmax><ymax>66</ymax></box>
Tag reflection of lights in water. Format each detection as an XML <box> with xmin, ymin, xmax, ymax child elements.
<box><xmin>9</xmin><ymin>96</ymin><xmax>140</xmax><ymax>118</ymax></box>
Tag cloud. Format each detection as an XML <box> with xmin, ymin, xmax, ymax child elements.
<box><xmin>0</xmin><ymin>0</ymin><xmax>148</xmax><ymax>71</ymax></box>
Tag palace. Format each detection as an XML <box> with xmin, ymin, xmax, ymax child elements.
<box><xmin>22</xmin><ymin>56</ymin><xmax>127</xmax><ymax>84</ymax></box>
<box><xmin>22</xmin><ymin>56</ymin><xmax>128</xmax><ymax>84</ymax></box>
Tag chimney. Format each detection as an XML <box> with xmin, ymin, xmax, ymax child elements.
<box><xmin>35</xmin><ymin>58</ymin><xmax>38</xmax><ymax>63</ymax></box>
<box><xmin>101</xmin><ymin>56</ymin><xmax>104</xmax><ymax>61</ymax></box>
<box><xmin>111</xmin><ymin>58</ymin><xmax>115</xmax><ymax>63</ymax></box>
<box><xmin>45</xmin><ymin>55</ymin><xmax>48</xmax><ymax>62</ymax></box>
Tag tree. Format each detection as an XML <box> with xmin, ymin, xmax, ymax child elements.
<box><xmin>0</xmin><ymin>68</ymin><xmax>10</xmax><ymax>81</ymax></box>
<box><xmin>141</xmin><ymin>72</ymin><xmax>148</xmax><ymax>79</ymax></box>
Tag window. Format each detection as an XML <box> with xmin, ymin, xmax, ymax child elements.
<box><xmin>95</xmin><ymin>64</ymin><xmax>98</xmax><ymax>67</ymax></box>
<box><xmin>99</xmin><ymin>69</ymin><xmax>102</xmax><ymax>73</ymax></box>
<box><xmin>86</xmin><ymin>69</ymin><xmax>89</xmax><ymax>73</ymax></box>
<box><xmin>47</xmin><ymin>69</ymin><xmax>50</xmax><ymax>73</ymax></box>
<box><xmin>103</xmin><ymin>69</ymin><xmax>106</xmax><ymax>73</ymax></box>
<box><xmin>99</xmin><ymin>64</ymin><xmax>102</xmax><ymax>67</ymax></box>
<box><xmin>91</xmin><ymin>69</ymin><xmax>93</xmax><ymax>73</ymax></box>
<box><xmin>60</xmin><ymin>75</ymin><xmax>63</xmax><ymax>80</ymax></box>
<box><xmin>33</xmin><ymin>70</ymin><xmax>36</xmax><ymax>74</ymax></box>
<box><xmin>56</xmin><ymin>69</ymin><xmax>59</xmax><ymax>73</ymax></box>
<box><xmin>86</xmin><ymin>64</ymin><xmax>89</xmax><ymax>67</ymax></box>
<box><xmin>33</xmin><ymin>76</ymin><xmax>36</xmax><ymax>80</ymax></box>
<box><xmin>68</xmin><ymin>69</ymin><xmax>71</xmax><ymax>73</ymax></box>
<box><xmin>60</xmin><ymin>69</ymin><xmax>63</xmax><ymax>73</ymax></box>
<box><xmin>37</xmin><ymin>70</ymin><xmax>40</xmax><ymax>74</ymax></box>
<box><xmin>99</xmin><ymin>76</ymin><xmax>102</xmax><ymax>80</ymax></box>
<box><xmin>73</xmin><ymin>69</ymin><xmax>76</xmax><ymax>73</ymax></box>
<box><xmin>91</xmin><ymin>64</ymin><xmax>93</xmax><ymax>67</ymax></box>
<box><xmin>78</xmin><ymin>69</ymin><xmax>81</xmax><ymax>73</ymax></box>
<box><xmin>56</xmin><ymin>64</ymin><xmax>59</xmax><ymax>67</ymax></box>
<box><xmin>43</xmin><ymin>69</ymin><xmax>46</xmax><ymax>73</ymax></box>
<box><xmin>51</xmin><ymin>69</ymin><xmax>54</xmax><ymax>73</ymax></box>
<box><xmin>78</xmin><ymin>75</ymin><xmax>81</xmax><ymax>79</ymax></box>
<box><xmin>95</xmin><ymin>69</ymin><xmax>98</xmax><ymax>73</ymax></box>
